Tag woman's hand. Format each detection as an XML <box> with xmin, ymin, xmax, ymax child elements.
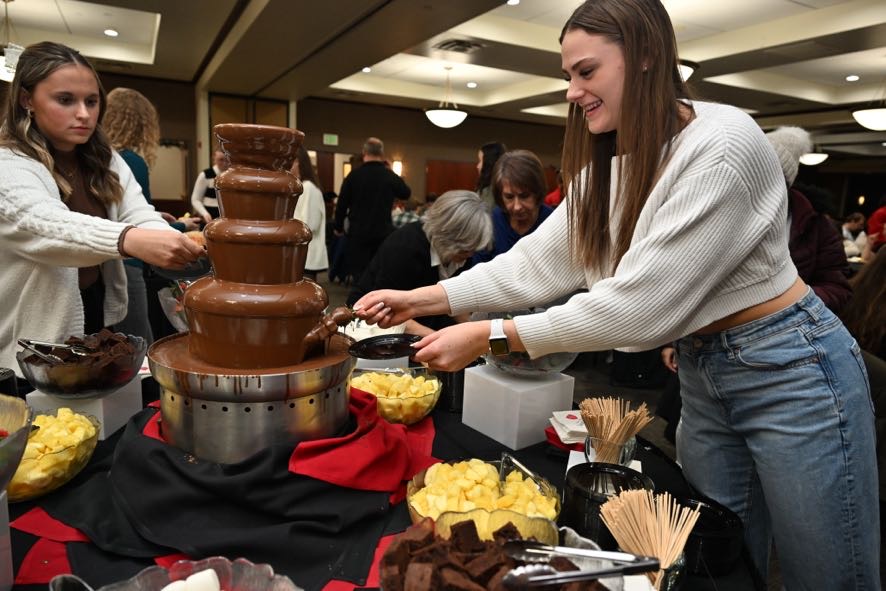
<box><xmin>661</xmin><ymin>346</ymin><xmax>678</xmax><ymax>373</ymax></box>
<box><xmin>122</xmin><ymin>228</ymin><xmax>205</xmax><ymax>269</ymax></box>
<box><xmin>411</xmin><ymin>322</ymin><xmax>491</xmax><ymax>371</ymax></box>
<box><xmin>354</xmin><ymin>285</ymin><xmax>450</xmax><ymax>328</ymax></box>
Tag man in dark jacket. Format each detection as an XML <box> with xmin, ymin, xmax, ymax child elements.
<box><xmin>333</xmin><ymin>137</ymin><xmax>411</xmax><ymax>280</ymax></box>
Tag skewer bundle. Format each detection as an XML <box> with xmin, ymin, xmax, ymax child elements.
<box><xmin>600</xmin><ymin>489</ymin><xmax>700</xmax><ymax>590</ymax></box>
<box><xmin>579</xmin><ymin>396</ymin><xmax>653</xmax><ymax>463</ymax></box>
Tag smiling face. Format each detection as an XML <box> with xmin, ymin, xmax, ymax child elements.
<box><xmin>20</xmin><ymin>64</ymin><xmax>100</xmax><ymax>152</ymax></box>
<box><xmin>561</xmin><ymin>29</ymin><xmax>626</xmax><ymax>135</ymax></box>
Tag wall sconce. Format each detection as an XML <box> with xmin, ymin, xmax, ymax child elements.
<box><xmin>392</xmin><ymin>160</ymin><xmax>403</xmax><ymax>176</ymax></box>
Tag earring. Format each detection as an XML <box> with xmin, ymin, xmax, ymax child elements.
<box><xmin>26</xmin><ymin>108</ymin><xmax>33</xmax><ymax>118</ymax></box>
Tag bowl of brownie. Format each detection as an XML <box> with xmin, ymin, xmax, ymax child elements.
<box><xmin>17</xmin><ymin>329</ymin><xmax>147</xmax><ymax>399</ymax></box>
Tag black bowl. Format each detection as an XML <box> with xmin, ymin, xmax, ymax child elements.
<box><xmin>348</xmin><ymin>333</ymin><xmax>420</xmax><ymax>360</ymax></box>
<box><xmin>679</xmin><ymin>496</ymin><xmax>744</xmax><ymax>576</ymax></box>
<box><xmin>149</xmin><ymin>256</ymin><xmax>212</xmax><ymax>281</ymax></box>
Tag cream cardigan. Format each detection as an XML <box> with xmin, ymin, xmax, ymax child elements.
<box><xmin>441</xmin><ymin>101</ymin><xmax>797</xmax><ymax>358</ymax></box>
<box><xmin>0</xmin><ymin>148</ymin><xmax>172</xmax><ymax>376</ymax></box>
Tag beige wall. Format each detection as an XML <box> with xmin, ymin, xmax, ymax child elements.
<box><xmin>295</xmin><ymin>98</ymin><xmax>565</xmax><ymax>198</ymax></box>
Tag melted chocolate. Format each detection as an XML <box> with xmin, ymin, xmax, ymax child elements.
<box><xmin>172</xmin><ymin>123</ymin><xmax>348</xmax><ymax>369</ymax></box>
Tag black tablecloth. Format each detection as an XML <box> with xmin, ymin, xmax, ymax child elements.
<box><xmin>10</xmin><ymin>405</ymin><xmax>762</xmax><ymax>591</ymax></box>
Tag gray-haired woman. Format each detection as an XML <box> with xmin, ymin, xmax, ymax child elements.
<box><xmin>346</xmin><ymin>190</ymin><xmax>492</xmax><ymax>335</ymax></box>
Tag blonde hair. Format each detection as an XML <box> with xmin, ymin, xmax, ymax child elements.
<box><xmin>0</xmin><ymin>41</ymin><xmax>123</xmax><ymax>205</ymax></box>
<box><xmin>104</xmin><ymin>87</ymin><xmax>160</xmax><ymax>167</ymax></box>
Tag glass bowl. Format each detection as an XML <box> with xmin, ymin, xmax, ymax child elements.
<box><xmin>0</xmin><ymin>394</ymin><xmax>33</xmax><ymax>492</ymax></box>
<box><xmin>471</xmin><ymin>310</ymin><xmax>578</xmax><ymax>378</ymax></box>
<box><xmin>49</xmin><ymin>556</ymin><xmax>301</xmax><ymax>591</ymax></box>
<box><xmin>16</xmin><ymin>334</ymin><xmax>147</xmax><ymax>399</ymax></box>
<box><xmin>406</xmin><ymin>454</ymin><xmax>560</xmax><ymax>524</ymax></box>
<box><xmin>8</xmin><ymin>411</ymin><xmax>100</xmax><ymax>502</ymax></box>
<box><xmin>584</xmin><ymin>435</ymin><xmax>637</xmax><ymax>466</ymax></box>
<box><xmin>350</xmin><ymin>367</ymin><xmax>441</xmax><ymax>425</ymax></box>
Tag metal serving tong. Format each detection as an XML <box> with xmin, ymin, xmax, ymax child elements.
<box><xmin>17</xmin><ymin>338</ymin><xmax>90</xmax><ymax>364</ymax></box>
<box><xmin>501</xmin><ymin>540</ymin><xmax>660</xmax><ymax>589</ymax></box>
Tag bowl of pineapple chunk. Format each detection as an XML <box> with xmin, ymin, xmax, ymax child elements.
<box><xmin>350</xmin><ymin>367</ymin><xmax>442</xmax><ymax>425</ymax></box>
<box><xmin>406</xmin><ymin>454</ymin><xmax>560</xmax><ymax>535</ymax></box>
<box><xmin>8</xmin><ymin>408</ymin><xmax>99</xmax><ymax>502</ymax></box>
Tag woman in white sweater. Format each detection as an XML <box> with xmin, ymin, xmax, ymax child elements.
<box><xmin>356</xmin><ymin>1</ymin><xmax>878</xmax><ymax>588</ymax></box>
<box><xmin>0</xmin><ymin>42</ymin><xmax>203</xmax><ymax>379</ymax></box>
<box><xmin>291</xmin><ymin>145</ymin><xmax>327</xmax><ymax>279</ymax></box>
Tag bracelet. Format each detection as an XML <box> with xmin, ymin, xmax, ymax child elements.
<box><xmin>117</xmin><ymin>225</ymin><xmax>136</xmax><ymax>257</ymax></box>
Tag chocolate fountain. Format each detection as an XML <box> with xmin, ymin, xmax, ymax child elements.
<box><xmin>147</xmin><ymin>124</ymin><xmax>355</xmax><ymax>464</ymax></box>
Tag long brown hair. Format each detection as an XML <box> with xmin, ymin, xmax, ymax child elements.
<box><xmin>559</xmin><ymin>0</ymin><xmax>693</xmax><ymax>274</ymax></box>
<box><xmin>841</xmin><ymin>249</ymin><xmax>886</xmax><ymax>357</ymax></box>
<box><xmin>294</xmin><ymin>145</ymin><xmax>322</xmax><ymax>192</ymax></box>
<box><xmin>104</xmin><ymin>87</ymin><xmax>160</xmax><ymax>167</ymax></box>
<box><xmin>0</xmin><ymin>41</ymin><xmax>123</xmax><ymax>205</ymax></box>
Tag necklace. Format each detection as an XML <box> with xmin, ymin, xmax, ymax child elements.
<box><xmin>55</xmin><ymin>163</ymin><xmax>78</xmax><ymax>180</ymax></box>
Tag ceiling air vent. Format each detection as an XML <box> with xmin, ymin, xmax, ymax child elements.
<box><xmin>433</xmin><ymin>39</ymin><xmax>484</xmax><ymax>54</ymax></box>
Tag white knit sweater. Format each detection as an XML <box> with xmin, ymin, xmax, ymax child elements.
<box><xmin>0</xmin><ymin>148</ymin><xmax>172</xmax><ymax>376</ymax></box>
<box><xmin>441</xmin><ymin>101</ymin><xmax>798</xmax><ymax>357</ymax></box>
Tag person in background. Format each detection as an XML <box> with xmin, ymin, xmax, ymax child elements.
<box><xmin>766</xmin><ymin>126</ymin><xmax>851</xmax><ymax>314</ymax></box>
<box><xmin>392</xmin><ymin>198</ymin><xmax>421</xmax><ymax>227</ymax></box>
<box><xmin>291</xmin><ymin>145</ymin><xmax>327</xmax><ymax>281</ymax></box>
<box><xmin>354</xmin><ymin>1</ymin><xmax>878</xmax><ymax>586</ymax></box>
<box><xmin>544</xmin><ymin>169</ymin><xmax>564</xmax><ymax>208</ymax></box>
<box><xmin>333</xmin><ymin>137</ymin><xmax>411</xmax><ymax>281</ymax></box>
<box><xmin>472</xmin><ymin>149</ymin><xmax>554</xmax><ymax>265</ymax></box>
<box><xmin>347</xmin><ymin>190</ymin><xmax>491</xmax><ymax>335</ymax></box>
<box><xmin>865</xmin><ymin>195</ymin><xmax>886</xmax><ymax>260</ymax></box>
<box><xmin>420</xmin><ymin>192</ymin><xmax>438</xmax><ymax>216</ymax></box>
<box><xmin>103</xmin><ymin>87</ymin><xmax>200</xmax><ymax>344</ymax></box>
<box><xmin>841</xmin><ymin>247</ymin><xmax>886</xmax><ymax>360</ymax></box>
<box><xmin>0</xmin><ymin>41</ymin><xmax>203</xmax><ymax>379</ymax></box>
<box><xmin>842</xmin><ymin>212</ymin><xmax>868</xmax><ymax>257</ymax></box>
<box><xmin>190</xmin><ymin>148</ymin><xmax>228</xmax><ymax>224</ymax></box>
<box><xmin>475</xmin><ymin>141</ymin><xmax>507</xmax><ymax>211</ymax></box>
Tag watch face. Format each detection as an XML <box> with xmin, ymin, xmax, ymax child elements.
<box><xmin>489</xmin><ymin>338</ymin><xmax>509</xmax><ymax>356</ymax></box>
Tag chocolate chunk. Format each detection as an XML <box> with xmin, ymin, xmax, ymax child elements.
<box><xmin>465</xmin><ymin>547</ymin><xmax>509</xmax><ymax>583</ymax></box>
<box><xmin>449</xmin><ymin>520</ymin><xmax>486</xmax><ymax>553</ymax></box>
<box><xmin>440</xmin><ymin>566</ymin><xmax>486</xmax><ymax>591</ymax></box>
<box><xmin>404</xmin><ymin>562</ymin><xmax>436</xmax><ymax>591</ymax></box>
<box><xmin>491</xmin><ymin>522</ymin><xmax>521</xmax><ymax>544</ymax></box>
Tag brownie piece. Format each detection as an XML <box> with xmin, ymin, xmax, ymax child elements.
<box><xmin>491</xmin><ymin>522</ymin><xmax>521</xmax><ymax>544</ymax></box>
<box><xmin>440</xmin><ymin>566</ymin><xmax>487</xmax><ymax>591</ymax></box>
<box><xmin>404</xmin><ymin>562</ymin><xmax>436</xmax><ymax>591</ymax></box>
<box><xmin>549</xmin><ymin>556</ymin><xmax>579</xmax><ymax>572</ymax></box>
<box><xmin>486</xmin><ymin>565</ymin><xmax>511</xmax><ymax>591</ymax></box>
<box><xmin>379</xmin><ymin>564</ymin><xmax>404</xmax><ymax>591</ymax></box>
<box><xmin>449</xmin><ymin>520</ymin><xmax>486</xmax><ymax>553</ymax></box>
<box><xmin>465</xmin><ymin>546</ymin><xmax>509</xmax><ymax>584</ymax></box>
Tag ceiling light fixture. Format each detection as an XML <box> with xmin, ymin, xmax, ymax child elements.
<box><xmin>0</xmin><ymin>0</ymin><xmax>23</xmax><ymax>84</ymax></box>
<box><xmin>507</xmin><ymin>0</ymin><xmax>520</xmax><ymax>5</ymax></box>
<box><xmin>103</xmin><ymin>28</ymin><xmax>119</xmax><ymax>37</ymax></box>
<box><xmin>846</xmin><ymin>74</ymin><xmax>859</xmax><ymax>82</ymax></box>
<box><xmin>799</xmin><ymin>150</ymin><xmax>829</xmax><ymax>166</ymax></box>
<box><xmin>466</xmin><ymin>81</ymin><xmax>477</xmax><ymax>89</ymax></box>
<box><xmin>361</xmin><ymin>66</ymin><xmax>371</xmax><ymax>73</ymax></box>
<box><xmin>425</xmin><ymin>66</ymin><xmax>467</xmax><ymax>129</ymax></box>
<box><xmin>852</xmin><ymin>77</ymin><xmax>886</xmax><ymax>130</ymax></box>
<box><xmin>678</xmin><ymin>59</ymin><xmax>698</xmax><ymax>82</ymax></box>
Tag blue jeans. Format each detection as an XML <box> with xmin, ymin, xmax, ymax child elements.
<box><xmin>675</xmin><ymin>289</ymin><xmax>879</xmax><ymax>589</ymax></box>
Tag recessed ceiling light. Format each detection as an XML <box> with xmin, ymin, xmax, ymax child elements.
<box><xmin>361</xmin><ymin>67</ymin><xmax>371</xmax><ymax>73</ymax></box>
<box><xmin>466</xmin><ymin>81</ymin><xmax>478</xmax><ymax>89</ymax></box>
<box><xmin>882</xmin><ymin>142</ymin><xmax>886</xmax><ymax>147</ymax></box>
<box><xmin>845</xmin><ymin>74</ymin><xmax>859</xmax><ymax>82</ymax></box>
<box><xmin>507</xmin><ymin>0</ymin><xmax>520</xmax><ymax>5</ymax></box>
<box><xmin>103</xmin><ymin>28</ymin><xmax>119</xmax><ymax>37</ymax></box>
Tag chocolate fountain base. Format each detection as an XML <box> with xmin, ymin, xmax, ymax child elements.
<box><xmin>147</xmin><ymin>332</ymin><xmax>355</xmax><ymax>464</ymax></box>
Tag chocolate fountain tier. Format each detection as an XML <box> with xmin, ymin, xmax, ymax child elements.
<box><xmin>206</xmin><ymin>218</ymin><xmax>311</xmax><ymax>284</ymax></box>
<box><xmin>215</xmin><ymin>123</ymin><xmax>304</xmax><ymax>171</ymax></box>
<box><xmin>184</xmin><ymin>277</ymin><xmax>328</xmax><ymax>369</ymax></box>
<box><xmin>148</xmin><ymin>332</ymin><xmax>356</xmax><ymax>464</ymax></box>
<box><xmin>214</xmin><ymin>168</ymin><xmax>302</xmax><ymax>220</ymax></box>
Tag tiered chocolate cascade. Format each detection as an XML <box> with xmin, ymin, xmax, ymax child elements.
<box><xmin>147</xmin><ymin>124</ymin><xmax>355</xmax><ymax>464</ymax></box>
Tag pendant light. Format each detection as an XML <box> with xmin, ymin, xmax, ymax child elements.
<box><xmin>852</xmin><ymin>78</ymin><xmax>886</xmax><ymax>131</ymax></box>
<box><xmin>678</xmin><ymin>60</ymin><xmax>698</xmax><ymax>82</ymax></box>
<box><xmin>425</xmin><ymin>66</ymin><xmax>467</xmax><ymax>129</ymax></box>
